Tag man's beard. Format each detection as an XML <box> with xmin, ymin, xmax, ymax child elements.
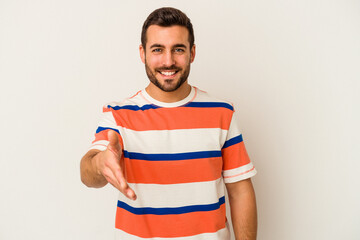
<box><xmin>144</xmin><ymin>61</ymin><xmax>191</xmax><ymax>92</ymax></box>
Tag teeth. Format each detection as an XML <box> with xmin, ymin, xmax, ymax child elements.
<box><xmin>161</xmin><ymin>71</ymin><xmax>176</xmax><ymax>76</ymax></box>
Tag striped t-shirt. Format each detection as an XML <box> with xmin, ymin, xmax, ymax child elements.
<box><xmin>90</xmin><ymin>85</ymin><xmax>257</xmax><ymax>240</ymax></box>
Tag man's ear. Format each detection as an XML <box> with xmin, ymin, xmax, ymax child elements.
<box><xmin>139</xmin><ymin>44</ymin><xmax>146</xmax><ymax>64</ymax></box>
<box><xmin>190</xmin><ymin>44</ymin><xmax>196</xmax><ymax>63</ymax></box>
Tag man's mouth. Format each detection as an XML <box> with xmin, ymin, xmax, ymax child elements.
<box><xmin>158</xmin><ymin>70</ymin><xmax>179</xmax><ymax>77</ymax></box>
<box><xmin>161</xmin><ymin>71</ymin><xmax>176</xmax><ymax>76</ymax></box>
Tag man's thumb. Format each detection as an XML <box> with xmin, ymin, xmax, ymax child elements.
<box><xmin>107</xmin><ymin>130</ymin><xmax>121</xmax><ymax>150</ymax></box>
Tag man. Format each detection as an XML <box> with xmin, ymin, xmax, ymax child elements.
<box><xmin>80</xmin><ymin>7</ymin><xmax>257</xmax><ymax>240</ymax></box>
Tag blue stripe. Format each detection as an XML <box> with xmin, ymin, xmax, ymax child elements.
<box><xmin>117</xmin><ymin>196</ymin><xmax>225</xmax><ymax>215</ymax></box>
<box><xmin>96</xmin><ymin>127</ymin><xmax>120</xmax><ymax>135</ymax></box>
<box><xmin>222</xmin><ymin>134</ymin><xmax>243</xmax><ymax>149</ymax></box>
<box><xmin>185</xmin><ymin>102</ymin><xmax>234</xmax><ymax>111</ymax></box>
<box><xmin>123</xmin><ymin>150</ymin><xmax>221</xmax><ymax>161</ymax></box>
<box><xmin>107</xmin><ymin>104</ymin><xmax>160</xmax><ymax>111</ymax></box>
<box><xmin>107</xmin><ymin>102</ymin><xmax>233</xmax><ymax>111</ymax></box>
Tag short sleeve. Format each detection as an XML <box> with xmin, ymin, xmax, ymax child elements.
<box><xmin>89</xmin><ymin>105</ymin><xmax>122</xmax><ymax>151</ymax></box>
<box><xmin>221</xmin><ymin>108</ymin><xmax>257</xmax><ymax>183</ymax></box>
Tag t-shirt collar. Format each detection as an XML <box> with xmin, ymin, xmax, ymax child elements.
<box><xmin>141</xmin><ymin>85</ymin><xmax>196</xmax><ymax>108</ymax></box>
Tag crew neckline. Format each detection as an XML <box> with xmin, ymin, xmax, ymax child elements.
<box><xmin>141</xmin><ymin>85</ymin><xmax>196</xmax><ymax>108</ymax></box>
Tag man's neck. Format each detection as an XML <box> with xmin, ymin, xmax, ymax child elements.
<box><xmin>145</xmin><ymin>82</ymin><xmax>192</xmax><ymax>103</ymax></box>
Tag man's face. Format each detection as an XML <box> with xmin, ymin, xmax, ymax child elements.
<box><xmin>140</xmin><ymin>25</ymin><xmax>196</xmax><ymax>92</ymax></box>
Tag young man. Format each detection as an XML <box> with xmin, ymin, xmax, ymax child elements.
<box><xmin>80</xmin><ymin>7</ymin><xmax>257</xmax><ymax>240</ymax></box>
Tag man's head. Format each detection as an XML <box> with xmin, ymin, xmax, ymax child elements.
<box><xmin>140</xmin><ymin>7</ymin><xmax>196</xmax><ymax>92</ymax></box>
<box><xmin>141</xmin><ymin>7</ymin><xmax>195</xmax><ymax>51</ymax></box>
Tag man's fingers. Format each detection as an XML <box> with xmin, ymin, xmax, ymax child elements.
<box><xmin>103</xmin><ymin>169</ymin><xmax>136</xmax><ymax>200</ymax></box>
<box><xmin>103</xmin><ymin>130</ymin><xmax>136</xmax><ymax>200</ymax></box>
<box><xmin>102</xmin><ymin>168</ymin><xmax>121</xmax><ymax>190</ymax></box>
<box><xmin>113</xmin><ymin>167</ymin><xmax>137</xmax><ymax>200</ymax></box>
<box><xmin>126</xmin><ymin>188</ymin><xmax>137</xmax><ymax>200</ymax></box>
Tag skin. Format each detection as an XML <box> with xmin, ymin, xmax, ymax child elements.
<box><xmin>139</xmin><ymin>25</ymin><xmax>196</xmax><ymax>103</ymax></box>
<box><xmin>80</xmin><ymin>24</ymin><xmax>257</xmax><ymax>239</ymax></box>
<box><xmin>226</xmin><ymin>179</ymin><xmax>258</xmax><ymax>240</ymax></box>
<box><xmin>80</xmin><ymin>130</ymin><xmax>136</xmax><ymax>200</ymax></box>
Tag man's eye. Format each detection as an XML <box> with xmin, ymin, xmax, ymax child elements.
<box><xmin>174</xmin><ymin>48</ymin><xmax>185</xmax><ymax>53</ymax></box>
<box><xmin>152</xmin><ymin>48</ymin><xmax>162</xmax><ymax>52</ymax></box>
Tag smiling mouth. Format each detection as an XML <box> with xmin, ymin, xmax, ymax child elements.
<box><xmin>158</xmin><ymin>70</ymin><xmax>179</xmax><ymax>77</ymax></box>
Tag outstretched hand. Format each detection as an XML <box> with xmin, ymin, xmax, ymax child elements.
<box><xmin>95</xmin><ymin>130</ymin><xmax>136</xmax><ymax>200</ymax></box>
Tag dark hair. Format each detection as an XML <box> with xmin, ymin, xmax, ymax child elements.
<box><xmin>141</xmin><ymin>7</ymin><xmax>195</xmax><ymax>49</ymax></box>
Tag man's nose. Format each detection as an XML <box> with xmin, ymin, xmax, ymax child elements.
<box><xmin>162</xmin><ymin>51</ymin><xmax>175</xmax><ymax>66</ymax></box>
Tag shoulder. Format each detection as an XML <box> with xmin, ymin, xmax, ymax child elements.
<box><xmin>102</xmin><ymin>90</ymin><xmax>150</xmax><ymax>111</ymax></box>
<box><xmin>193</xmin><ymin>86</ymin><xmax>234</xmax><ymax>112</ymax></box>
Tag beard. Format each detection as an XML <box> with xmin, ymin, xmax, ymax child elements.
<box><xmin>144</xmin><ymin>60</ymin><xmax>191</xmax><ymax>92</ymax></box>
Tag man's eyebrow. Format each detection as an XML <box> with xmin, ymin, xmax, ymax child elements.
<box><xmin>150</xmin><ymin>44</ymin><xmax>164</xmax><ymax>48</ymax></box>
<box><xmin>149</xmin><ymin>44</ymin><xmax>187</xmax><ymax>49</ymax></box>
<box><xmin>173</xmin><ymin>44</ymin><xmax>187</xmax><ymax>49</ymax></box>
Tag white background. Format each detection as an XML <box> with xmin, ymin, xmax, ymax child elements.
<box><xmin>1</xmin><ymin>0</ymin><xmax>359</xmax><ymax>239</ymax></box>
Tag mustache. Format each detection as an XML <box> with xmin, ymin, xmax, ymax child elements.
<box><xmin>156</xmin><ymin>65</ymin><xmax>181</xmax><ymax>71</ymax></box>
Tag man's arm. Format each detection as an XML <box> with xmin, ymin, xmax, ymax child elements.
<box><xmin>226</xmin><ymin>178</ymin><xmax>257</xmax><ymax>240</ymax></box>
<box><xmin>80</xmin><ymin>130</ymin><xmax>136</xmax><ymax>200</ymax></box>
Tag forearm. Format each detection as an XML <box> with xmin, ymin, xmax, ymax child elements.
<box><xmin>80</xmin><ymin>149</ymin><xmax>108</xmax><ymax>188</ymax></box>
<box><xmin>227</xmin><ymin>179</ymin><xmax>257</xmax><ymax>240</ymax></box>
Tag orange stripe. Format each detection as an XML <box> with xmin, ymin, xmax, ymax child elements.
<box><xmin>115</xmin><ymin>204</ymin><xmax>226</xmax><ymax>238</ymax></box>
<box><xmin>108</xmin><ymin>107</ymin><xmax>232</xmax><ymax>131</ymax></box>
<box><xmin>92</xmin><ymin>130</ymin><xmax>108</xmax><ymax>143</ymax></box>
<box><xmin>92</xmin><ymin>129</ymin><xmax>124</xmax><ymax>149</ymax></box>
<box><xmin>124</xmin><ymin>157</ymin><xmax>222</xmax><ymax>184</ymax></box>
<box><xmin>221</xmin><ymin>141</ymin><xmax>250</xmax><ymax>171</ymax></box>
<box><xmin>129</xmin><ymin>90</ymin><xmax>142</xmax><ymax>99</ymax></box>
<box><xmin>223</xmin><ymin>166</ymin><xmax>255</xmax><ymax>179</ymax></box>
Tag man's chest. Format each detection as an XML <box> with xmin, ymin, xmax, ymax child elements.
<box><xmin>113</xmin><ymin>108</ymin><xmax>230</xmax><ymax>184</ymax></box>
